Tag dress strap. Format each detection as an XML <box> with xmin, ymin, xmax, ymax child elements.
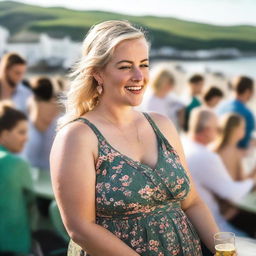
<box><xmin>142</xmin><ymin>112</ymin><xmax>164</xmax><ymax>137</ymax></box>
<box><xmin>142</xmin><ymin>112</ymin><xmax>173</xmax><ymax>149</ymax></box>
<box><xmin>73</xmin><ymin>117</ymin><xmax>105</xmax><ymax>142</ymax></box>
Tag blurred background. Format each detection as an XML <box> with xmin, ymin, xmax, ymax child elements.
<box><xmin>0</xmin><ymin>0</ymin><xmax>256</xmax><ymax>255</ymax></box>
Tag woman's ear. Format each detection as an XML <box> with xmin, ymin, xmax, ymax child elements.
<box><xmin>93</xmin><ymin>71</ymin><xmax>103</xmax><ymax>85</ymax></box>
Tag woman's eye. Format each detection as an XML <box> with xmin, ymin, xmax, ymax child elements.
<box><xmin>119</xmin><ymin>66</ymin><xmax>131</xmax><ymax>70</ymax></box>
<box><xmin>140</xmin><ymin>64</ymin><xmax>149</xmax><ymax>68</ymax></box>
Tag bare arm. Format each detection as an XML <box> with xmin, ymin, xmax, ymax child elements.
<box><xmin>150</xmin><ymin>113</ymin><xmax>219</xmax><ymax>253</ymax></box>
<box><xmin>50</xmin><ymin>122</ymin><xmax>139</xmax><ymax>256</ymax></box>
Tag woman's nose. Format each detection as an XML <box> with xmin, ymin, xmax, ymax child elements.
<box><xmin>131</xmin><ymin>67</ymin><xmax>143</xmax><ymax>82</ymax></box>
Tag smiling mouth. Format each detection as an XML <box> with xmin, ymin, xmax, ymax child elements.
<box><xmin>125</xmin><ymin>86</ymin><xmax>143</xmax><ymax>93</ymax></box>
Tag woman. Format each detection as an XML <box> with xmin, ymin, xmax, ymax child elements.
<box><xmin>0</xmin><ymin>101</ymin><xmax>34</xmax><ymax>255</ymax></box>
<box><xmin>23</xmin><ymin>76</ymin><xmax>60</xmax><ymax>170</ymax></box>
<box><xmin>214</xmin><ymin>113</ymin><xmax>256</xmax><ymax>181</ymax></box>
<box><xmin>213</xmin><ymin>113</ymin><xmax>256</xmax><ymax>235</ymax></box>
<box><xmin>50</xmin><ymin>20</ymin><xmax>219</xmax><ymax>256</ymax></box>
<box><xmin>142</xmin><ymin>68</ymin><xmax>185</xmax><ymax>131</ymax></box>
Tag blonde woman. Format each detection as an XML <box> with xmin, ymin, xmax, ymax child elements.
<box><xmin>143</xmin><ymin>68</ymin><xmax>185</xmax><ymax>130</ymax></box>
<box><xmin>50</xmin><ymin>20</ymin><xmax>218</xmax><ymax>256</ymax></box>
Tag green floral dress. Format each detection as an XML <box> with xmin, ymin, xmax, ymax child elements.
<box><xmin>68</xmin><ymin>113</ymin><xmax>202</xmax><ymax>256</ymax></box>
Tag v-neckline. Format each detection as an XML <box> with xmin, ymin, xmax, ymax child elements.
<box><xmin>77</xmin><ymin>114</ymin><xmax>162</xmax><ymax>171</ymax></box>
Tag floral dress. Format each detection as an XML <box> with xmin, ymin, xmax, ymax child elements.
<box><xmin>68</xmin><ymin>113</ymin><xmax>202</xmax><ymax>256</ymax></box>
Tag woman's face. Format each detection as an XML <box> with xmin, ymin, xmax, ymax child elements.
<box><xmin>96</xmin><ymin>38</ymin><xmax>149</xmax><ymax>107</ymax></box>
<box><xmin>1</xmin><ymin>120</ymin><xmax>28</xmax><ymax>153</ymax></box>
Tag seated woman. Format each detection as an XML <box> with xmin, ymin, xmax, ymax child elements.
<box><xmin>213</xmin><ymin>113</ymin><xmax>256</xmax><ymax>233</ymax></box>
<box><xmin>214</xmin><ymin>113</ymin><xmax>256</xmax><ymax>181</ymax></box>
<box><xmin>0</xmin><ymin>101</ymin><xmax>34</xmax><ymax>255</ymax></box>
<box><xmin>22</xmin><ymin>76</ymin><xmax>61</xmax><ymax>171</ymax></box>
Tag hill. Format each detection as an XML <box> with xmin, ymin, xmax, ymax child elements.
<box><xmin>1</xmin><ymin>1</ymin><xmax>256</xmax><ymax>51</ymax></box>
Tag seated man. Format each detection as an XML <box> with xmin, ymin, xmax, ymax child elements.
<box><xmin>0</xmin><ymin>52</ymin><xmax>32</xmax><ymax>114</ymax></box>
<box><xmin>183</xmin><ymin>74</ymin><xmax>205</xmax><ymax>132</ymax></box>
<box><xmin>182</xmin><ymin>107</ymin><xmax>255</xmax><ymax>236</ymax></box>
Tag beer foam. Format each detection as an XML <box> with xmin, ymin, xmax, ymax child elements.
<box><xmin>215</xmin><ymin>243</ymin><xmax>236</xmax><ymax>251</ymax></box>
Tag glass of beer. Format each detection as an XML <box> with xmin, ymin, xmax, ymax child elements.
<box><xmin>214</xmin><ymin>232</ymin><xmax>236</xmax><ymax>256</ymax></box>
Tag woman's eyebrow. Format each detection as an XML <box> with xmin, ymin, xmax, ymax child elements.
<box><xmin>116</xmin><ymin>59</ymin><xmax>149</xmax><ymax>65</ymax></box>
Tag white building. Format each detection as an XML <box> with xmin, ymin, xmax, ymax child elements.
<box><xmin>0</xmin><ymin>26</ymin><xmax>82</xmax><ymax>69</ymax></box>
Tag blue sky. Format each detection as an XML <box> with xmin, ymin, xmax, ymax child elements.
<box><xmin>2</xmin><ymin>0</ymin><xmax>256</xmax><ymax>26</ymax></box>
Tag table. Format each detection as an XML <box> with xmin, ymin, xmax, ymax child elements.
<box><xmin>236</xmin><ymin>237</ymin><xmax>256</xmax><ymax>255</ymax></box>
<box><xmin>236</xmin><ymin>191</ymin><xmax>256</xmax><ymax>213</ymax></box>
<box><xmin>31</xmin><ymin>168</ymin><xmax>55</xmax><ymax>199</ymax></box>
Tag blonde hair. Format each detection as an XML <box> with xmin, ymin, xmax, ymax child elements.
<box><xmin>150</xmin><ymin>68</ymin><xmax>175</xmax><ymax>94</ymax></box>
<box><xmin>215</xmin><ymin>113</ymin><xmax>244</xmax><ymax>152</ymax></box>
<box><xmin>57</xmin><ymin>20</ymin><xmax>147</xmax><ymax>130</ymax></box>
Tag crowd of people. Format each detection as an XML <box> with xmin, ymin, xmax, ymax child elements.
<box><xmin>141</xmin><ymin>67</ymin><xmax>256</xmax><ymax>238</ymax></box>
<box><xmin>0</xmin><ymin>53</ymin><xmax>65</xmax><ymax>255</ymax></box>
<box><xmin>0</xmin><ymin>20</ymin><xmax>256</xmax><ymax>256</ymax></box>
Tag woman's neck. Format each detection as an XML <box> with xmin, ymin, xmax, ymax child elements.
<box><xmin>93</xmin><ymin>101</ymin><xmax>136</xmax><ymax>126</ymax></box>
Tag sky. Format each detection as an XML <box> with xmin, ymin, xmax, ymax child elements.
<box><xmin>2</xmin><ymin>0</ymin><xmax>256</xmax><ymax>26</ymax></box>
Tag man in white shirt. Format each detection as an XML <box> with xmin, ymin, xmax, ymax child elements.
<box><xmin>0</xmin><ymin>52</ymin><xmax>31</xmax><ymax>114</ymax></box>
<box><xmin>182</xmin><ymin>107</ymin><xmax>255</xmax><ymax>236</ymax></box>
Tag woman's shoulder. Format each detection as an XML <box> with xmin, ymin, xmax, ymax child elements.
<box><xmin>143</xmin><ymin>111</ymin><xmax>179</xmax><ymax>147</ymax></box>
<box><xmin>144</xmin><ymin>111</ymin><xmax>176</xmax><ymax>132</ymax></box>
<box><xmin>53</xmin><ymin>118</ymin><xmax>98</xmax><ymax>153</ymax></box>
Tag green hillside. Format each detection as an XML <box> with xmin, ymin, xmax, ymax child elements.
<box><xmin>0</xmin><ymin>1</ymin><xmax>256</xmax><ymax>51</ymax></box>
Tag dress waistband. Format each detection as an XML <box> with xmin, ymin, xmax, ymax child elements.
<box><xmin>96</xmin><ymin>201</ymin><xmax>181</xmax><ymax>220</ymax></box>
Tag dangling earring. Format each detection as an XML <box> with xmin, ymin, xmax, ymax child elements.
<box><xmin>97</xmin><ymin>83</ymin><xmax>103</xmax><ymax>95</ymax></box>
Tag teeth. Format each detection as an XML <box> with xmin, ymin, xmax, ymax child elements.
<box><xmin>125</xmin><ymin>86</ymin><xmax>142</xmax><ymax>91</ymax></box>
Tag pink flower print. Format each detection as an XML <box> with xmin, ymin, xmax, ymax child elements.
<box><xmin>158</xmin><ymin>253</ymin><xmax>164</xmax><ymax>256</ymax></box>
<box><xmin>114</xmin><ymin>231</ymin><xmax>121</xmax><ymax>238</ymax></box>
<box><xmin>176</xmin><ymin>190</ymin><xmax>186</xmax><ymax>198</ymax></box>
<box><xmin>177</xmin><ymin>177</ymin><xmax>184</xmax><ymax>185</ymax></box>
<box><xmin>131</xmin><ymin>239</ymin><xmax>140</xmax><ymax>247</ymax></box>
<box><xmin>96</xmin><ymin>197</ymin><xmax>102</xmax><ymax>203</ymax></box>
<box><xmin>113</xmin><ymin>164</ymin><xmax>123</xmax><ymax>170</ymax></box>
<box><xmin>102</xmin><ymin>169</ymin><xmax>107</xmax><ymax>176</ymax></box>
<box><xmin>122</xmin><ymin>182</ymin><xmax>129</xmax><ymax>187</ymax></box>
<box><xmin>111</xmin><ymin>174</ymin><xmax>117</xmax><ymax>180</ymax></box>
<box><xmin>174</xmin><ymin>184</ymin><xmax>181</xmax><ymax>191</ymax></box>
<box><xmin>123</xmin><ymin>190</ymin><xmax>132</xmax><ymax>197</ymax></box>
<box><xmin>159</xmin><ymin>223</ymin><xmax>165</xmax><ymax>229</ymax></box>
<box><xmin>149</xmin><ymin>240</ymin><xmax>159</xmax><ymax>246</ymax></box>
<box><xmin>105</xmin><ymin>183</ymin><xmax>111</xmax><ymax>190</ymax></box>
<box><xmin>120</xmin><ymin>175</ymin><xmax>129</xmax><ymax>181</ymax></box>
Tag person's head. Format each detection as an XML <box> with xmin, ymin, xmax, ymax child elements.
<box><xmin>30</xmin><ymin>76</ymin><xmax>56</xmax><ymax>102</ymax></box>
<box><xmin>233</xmin><ymin>76</ymin><xmax>254</xmax><ymax>102</ymax></box>
<box><xmin>216</xmin><ymin>113</ymin><xmax>245</xmax><ymax>151</ymax></box>
<box><xmin>188</xmin><ymin>107</ymin><xmax>218</xmax><ymax>145</ymax></box>
<box><xmin>0</xmin><ymin>53</ymin><xmax>27</xmax><ymax>88</ymax></box>
<box><xmin>188</xmin><ymin>74</ymin><xmax>204</xmax><ymax>96</ymax></box>
<box><xmin>203</xmin><ymin>86</ymin><xmax>224</xmax><ymax>108</ymax></box>
<box><xmin>151</xmin><ymin>68</ymin><xmax>175</xmax><ymax>98</ymax></box>
<box><xmin>0</xmin><ymin>101</ymin><xmax>28</xmax><ymax>153</ymax></box>
<box><xmin>58</xmin><ymin>20</ymin><xmax>149</xmax><ymax>129</ymax></box>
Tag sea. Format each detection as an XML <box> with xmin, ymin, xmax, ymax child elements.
<box><xmin>153</xmin><ymin>56</ymin><xmax>256</xmax><ymax>78</ymax></box>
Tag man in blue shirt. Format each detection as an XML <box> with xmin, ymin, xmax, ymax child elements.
<box><xmin>217</xmin><ymin>76</ymin><xmax>255</xmax><ymax>149</ymax></box>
